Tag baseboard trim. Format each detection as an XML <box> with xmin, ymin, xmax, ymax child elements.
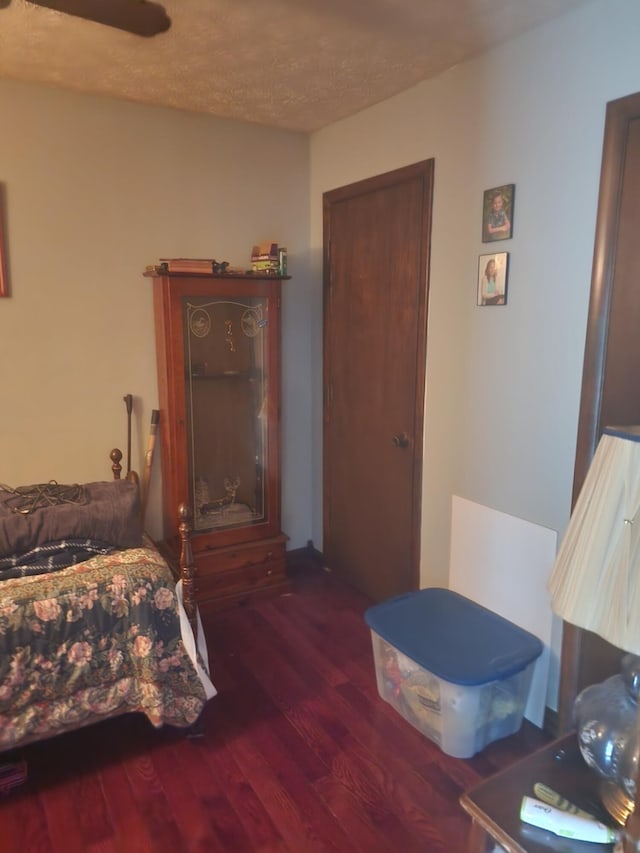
<box><xmin>286</xmin><ymin>540</ymin><xmax>323</xmax><ymax>572</ymax></box>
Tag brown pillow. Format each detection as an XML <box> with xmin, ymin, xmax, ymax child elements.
<box><xmin>0</xmin><ymin>480</ymin><xmax>142</xmax><ymax>558</ymax></box>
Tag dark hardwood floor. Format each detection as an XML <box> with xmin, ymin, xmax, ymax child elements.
<box><xmin>0</xmin><ymin>553</ymin><xmax>550</xmax><ymax>852</ymax></box>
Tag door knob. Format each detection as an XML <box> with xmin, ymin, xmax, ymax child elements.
<box><xmin>392</xmin><ymin>433</ymin><xmax>410</xmax><ymax>448</ymax></box>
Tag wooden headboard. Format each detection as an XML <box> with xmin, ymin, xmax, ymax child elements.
<box><xmin>558</xmin><ymin>90</ymin><xmax>640</xmax><ymax>732</ymax></box>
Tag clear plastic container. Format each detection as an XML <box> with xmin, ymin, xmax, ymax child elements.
<box><xmin>365</xmin><ymin>588</ymin><xmax>543</xmax><ymax>758</ymax></box>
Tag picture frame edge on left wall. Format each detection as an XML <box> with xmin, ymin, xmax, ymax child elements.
<box><xmin>0</xmin><ymin>195</ymin><xmax>8</xmax><ymax>298</ymax></box>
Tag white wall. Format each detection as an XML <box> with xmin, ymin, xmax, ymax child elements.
<box><xmin>0</xmin><ymin>81</ymin><xmax>312</xmax><ymax>547</ymax></box>
<box><xmin>310</xmin><ymin>0</ymin><xmax>640</xmax><ymax>706</ymax></box>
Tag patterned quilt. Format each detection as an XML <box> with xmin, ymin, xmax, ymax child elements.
<box><xmin>0</xmin><ymin>541</ymin><xmax>213</xmax><ymax>751</ymax></box>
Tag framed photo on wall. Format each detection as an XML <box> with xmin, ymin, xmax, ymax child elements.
<box><xmin>482</xmin><ymin>183</ymin><xmax>514</xmax><ymax>242</ymax></box>
<box><xmin>477</xmin><ymin>252</ymin><xmax>509</xmax><ymax>306</ymax></box>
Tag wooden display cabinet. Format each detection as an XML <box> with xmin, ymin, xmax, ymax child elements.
<box><xmin>148</xmin><ymin>271</ymin><xmax>289</xmax><ymax>611</ymax></box>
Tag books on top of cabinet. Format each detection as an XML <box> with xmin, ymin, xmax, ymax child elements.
<box><xmin>151</xmin><ymin>259</ymin><xmax>237</xmax><ymax>275</ymax></box>
<box><xmin>146</xmin><ymin>251</ymin><xmax>288</xmax><ymax>277</ymax></box>
<box><xmin>251</xmin><ymin>242</ymin><xmax>287</xmax><ymax>275</ymax></box>
<box><xmin>158</xmin><ymin>258</ymin><xmax>216</xmax><ymax>273</ymax></box>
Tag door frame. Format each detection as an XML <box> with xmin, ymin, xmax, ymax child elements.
<box><xmin>558</xmin><ymin>91</ymin><xmax>640</xmax><ymax>732</ymax></box>
<box><xmin>322</xmin><ymin>159</ymin><xmax>434</xmax><ymax>594</ymax></box>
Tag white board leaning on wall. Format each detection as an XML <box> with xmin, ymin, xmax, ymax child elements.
<box><xmin>449</xmin><ymin>496</ymin><xmax>555</xmax><ymax>728</ymax></box>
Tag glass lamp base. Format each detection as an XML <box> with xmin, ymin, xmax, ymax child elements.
<box><xmin>575</xmin><ymin>657</ymin><xmax>640</xmax><ymax>831</ymax></box>
<box><xmin>601</xmin><ymin>779</ymin><xmax>634</xmax><ymax>827</ymax></box>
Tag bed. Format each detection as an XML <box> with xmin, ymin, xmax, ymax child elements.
<box><xmin>0</xmin><ymin>449</ymin><xmax>216</xmax><ymax>753</ymax></box>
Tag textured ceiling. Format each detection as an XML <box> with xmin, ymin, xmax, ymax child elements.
<box><xmin>0</xmin><ymin>0</ymin><xmax>590</xmax><ymax>132</ymax></box>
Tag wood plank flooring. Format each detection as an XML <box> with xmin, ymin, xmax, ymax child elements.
<box><xmin>0</xmin><ymin>554</ymin><xmax>550</xmax><ymax>852</ymax></box>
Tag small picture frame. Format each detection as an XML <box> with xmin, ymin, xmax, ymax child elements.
<box><xmin>477</xmin><ymin>252</ymin><xmax>509</xmax><ymax>306</ymax></box>
<box><xmin>482</xmin><ymin>183</ymin><xmax>514</xmax><ymax>242</ymax></box>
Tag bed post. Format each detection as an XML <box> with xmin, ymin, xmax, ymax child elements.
<box><xmin>177</xmin><ymin>502</ymin><xmax>206</xmax><ymax>739</ymax></box>
<box><xmin>177</xmin><ymin>503</ymin><xmax>198</xmax><ymax>638</ymax></box>
<box><xmin>110</xmin><ymin>448</ymin><xmax>123</xmax><ymax>480</ymax></box>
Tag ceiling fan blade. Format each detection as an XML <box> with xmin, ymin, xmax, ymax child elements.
<box><xmin>25</xmin><ymin>0</ymin><xmax>171</xmax><ymax>37</ymax></box>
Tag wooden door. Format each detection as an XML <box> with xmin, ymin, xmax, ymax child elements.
<box><xmin>323</xmin><ymin>160</ymin><xmax>433</xmax><ymax>602</ymax></box>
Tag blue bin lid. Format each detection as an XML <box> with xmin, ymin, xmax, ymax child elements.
<box><xmin>364</xmin><ymin>588</ymin><xmax>543</xmax><ymax>686</ymax></box>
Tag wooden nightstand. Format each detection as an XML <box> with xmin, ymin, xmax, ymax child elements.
<box><xmin>460</xmin><ymin>732</ymin><xmax>615</xmax><ymax>852</ymax></box>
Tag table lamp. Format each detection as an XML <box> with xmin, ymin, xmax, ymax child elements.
<box><xmin>548</xmin><ymin>426</ymin><xmax>640</xmax><ymax>852</ymax></box>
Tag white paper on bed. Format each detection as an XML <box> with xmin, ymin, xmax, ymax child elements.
<box><xmin>449</xmin><ymin>496</ymin><xmax>555</xmax><ymax>728</ymax></box>
<box><xmin>176</xmin><ymin>579</ymin><xmax>217</xmax><ymax>700</ymax></box>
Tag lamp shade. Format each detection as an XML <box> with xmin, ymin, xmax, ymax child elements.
<box><xmin>548</xmin><ymin>426</ymin><xmax>640</xmax><ymax>655</ymax></box>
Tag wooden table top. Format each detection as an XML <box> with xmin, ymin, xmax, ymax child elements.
<box><xmin>460</xmin><ymin>732</ymin><xmax>617</xmax><ymax>852</ymax></box>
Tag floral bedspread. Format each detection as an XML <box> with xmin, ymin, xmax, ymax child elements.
<box><xmin>0</xmin><ymin>541</ymin><xmax>211</xmax><ymax>751</ymax></box>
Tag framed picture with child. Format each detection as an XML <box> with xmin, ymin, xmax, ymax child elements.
<box><xmin>477</xmin><ymin>252</ymin><xmax>509</xmax><ymax>306</ymax></box>
<box><xmin>482</xmin><ymin>184</ymin><xmax>514</xmax><ymax>242</ymax></box>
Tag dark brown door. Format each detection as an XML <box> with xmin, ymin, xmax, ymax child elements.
<box><xmin>323</xmin><ymin>160</ymin><xmax>433</xmax><ymax>602</ymax></box>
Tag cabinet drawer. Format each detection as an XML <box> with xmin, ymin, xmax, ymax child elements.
<box><xmin>194</xmin><ymin>536</ymin><xmax>289</xmax><ymax>610</ymax></box>
<box><xmin>197</xmin><ymin>556</ymin><xmax>286</xmax><ymax>601</ymax></box>
<box><xmin>196</xmin><ymin>537</ymin><xmax>286</xmax><ymax>576</ymax></box>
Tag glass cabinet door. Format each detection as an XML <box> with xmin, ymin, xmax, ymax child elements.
<box><xmin>183</xmin><ymin>295</ymin><xmax>270</xmax><ymax>533</ymax></box>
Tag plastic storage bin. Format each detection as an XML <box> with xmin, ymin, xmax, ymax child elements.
<box><xmin>364</xmin><ymin>588</ymin><xmax>543</xmax><ymax>758</ymax></box>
